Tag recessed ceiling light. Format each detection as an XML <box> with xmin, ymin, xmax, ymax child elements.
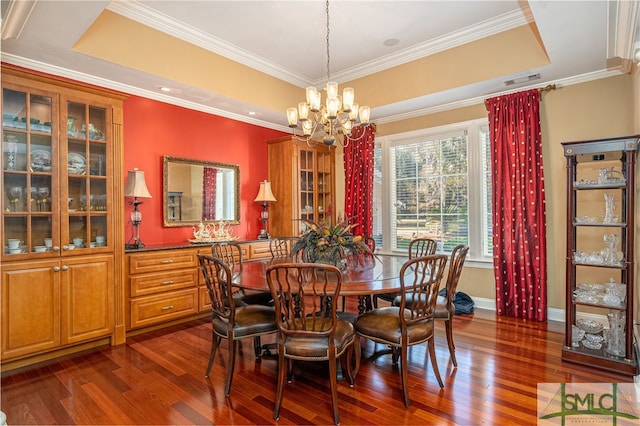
<box><xmin>248</xmin><ymin>111</ymin><xmax>256</xmax><ymax>116</ymax></box>
<box><xmin>159</xmin><ymin>86</ymin><xmax>172</xmax><ymax>92</ymax></box>
<box><xmin>383</xmin><ymin>38</ymin><xmax>399</xmax><ymax>47</ymax></box>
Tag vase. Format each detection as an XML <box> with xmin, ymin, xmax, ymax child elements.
<box><xmin>315</xmin><ymin>252</ymin><xmax>347</xmax><ymax>271</ymax></box>
<box><xmin>606</xmin><ymin>311</ymin><xmax>625</xmax><ymax>357</ymax></box>
<box><xmin>603</xmin><ymin>193</ymin><xmax>617</xmax><ymax>224</ymax></box>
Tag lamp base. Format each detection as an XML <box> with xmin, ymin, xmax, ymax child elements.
<box><xmin>125</xmin><ymin>242</ymin><xmax>145</xmax><ymax>250</ymax></box>
<box><xmin>258</xmin><ymin>229</ymin><xmax>270</xmax><ymax>240</ymax></box>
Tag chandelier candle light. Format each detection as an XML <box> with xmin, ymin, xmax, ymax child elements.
<box><xmin>254</xmin><ymin>180</ymin><xmax>276</xmax><ymax>239</ymax></box>
<box><xmin>124</xmin><ymin>168</ymin><xmax>152</xmax><ymax>249</ymax></box>
<box><xmin>286</xmin><ymin>0</ymin><xmax>370</xmax><ymax>148</ymax></box>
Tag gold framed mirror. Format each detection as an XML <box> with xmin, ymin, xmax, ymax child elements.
<box><xmin>163</xmin><ymin>156</ymin><xmax>240</xmax><ymax>227</ymax></box>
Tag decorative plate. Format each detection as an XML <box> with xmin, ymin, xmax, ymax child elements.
<box><xmin>31</xmin><ymin>149</ymin><xmax>52</xmax><ymax>172</ymax></box>
<box><xmin>68</xmin><ymin>152</ymin><xmax>86</xmax><ymax>175</ymax></box>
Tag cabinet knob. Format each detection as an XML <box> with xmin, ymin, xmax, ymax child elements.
<box><xmin>53</xmin><ymin>246</ymin><xmax>60</xmax><ymax>252</ymax></box>
<box><xmin>61</xmin><ymin>265</ymin><xmax>68</xmax><ymax>271</ymax></box>
<box><xmin>53</xmin><ymin>266</ymin><xmax>60</xmax><ymax>272</ymax></box>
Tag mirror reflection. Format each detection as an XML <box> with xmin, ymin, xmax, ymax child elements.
<box><xmin>163</xmin><ymin>156</ymin><xmax>240</xmax><ymax>227</ymax></box>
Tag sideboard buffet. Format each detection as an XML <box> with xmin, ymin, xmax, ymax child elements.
<box><xmin>125</xmin><ymin>240</ymin><xmax>271</xmax><ymax>333</ymax></box>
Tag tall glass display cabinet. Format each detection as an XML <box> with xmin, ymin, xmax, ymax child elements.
<box><xmin>561</xmin><ymin>135</ymin><xmax>638</xmax><ymax>375</ymax></box>
<box><xmin>1</xmin><ymin>66</ymin><xmax>125</xmax><ymax>369</ymax></box>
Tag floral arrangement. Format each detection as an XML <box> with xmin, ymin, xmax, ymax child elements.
<box><xmin>291</xmin><ymin>218</ymin><xmax>371</xmax><ymax>266</ymax></box>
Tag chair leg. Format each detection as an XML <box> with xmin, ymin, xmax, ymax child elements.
<box><xmin>400</xmin><ymin>345</ymin><xmax>410</xmax><ymax>408</ymax></box>
<box><xmin>428</xmin><ymin>338</ymin><xmax>444</xmax><ymax>388</ymax></box>
<box><xmin>253</xmin><ymin>336</ymin><xmax>262</xmax><ymax>359</ymax></box>
<box><xmin>445</xmin><ymin>319</ymin><xmax>457</xmax><ymax>367</ymax></box>
<box><xmin>273</xmin><ymin>348</ymin><xmax>287</xmax><ymax>421</ymax></box>
<box><xmin>205</xmin><ymin>334</ymin><xmax>221</xmax><ymax>377</ymax></box>
<box><xmin>328</xmin><ymin>353</ymin><xmax>340</xmax><ymax>425</ymax></box>
<box><xmin>352</xmin><ymin>337</ymin><xmax>361</xmax><ymax>381</ymax></box>
<box><xmin>224</xmin><ymin>339</ymin><xmax>237</xmax><ymax>396</ymax></box>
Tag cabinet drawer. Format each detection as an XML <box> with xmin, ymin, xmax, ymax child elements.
<box><xmin>249</xmin><ymin>242</ymin><xmax>272</xmax><ymax>260</ymax></box>
<box><xmin>130</xmin><ymin>289</ymin><xmax>198</xmax><ymax>329</ymax></box>
<box><xmin>130</xmin><ymin>269</ymin><xmax>198</xmax><ymax>297</ymax></box>
<box><xmin>129</xmin><ymin>250</ymin><xmax>198</xmax><ymax>274</ymax></box>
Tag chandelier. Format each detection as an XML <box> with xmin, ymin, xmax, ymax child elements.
<box><xmin>286</xmin><ymin>0</ymin><xmax>370</xmax><ymax>148</ymax></box>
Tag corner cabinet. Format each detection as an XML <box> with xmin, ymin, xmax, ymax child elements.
<box><xmin>267</xmin><ymin>136</ymin><xmax>335</xmax><ymax>237</ymax></box>
<box><xmin>561</xmin><ymin>135</ymin><xmax>638</xmax><ymax>376</ymax></box>
<box><xmin>1</xmin><ymin>66</ymin><xmax>126</xmax><ymax>369</ymax></box>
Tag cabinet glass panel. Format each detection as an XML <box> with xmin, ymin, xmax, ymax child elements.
<box><xmin>89</xmin><ymin>142</ymin><xmax>107</xmax><ymax>176</ymax></box>
<box><xmin>66</xmin><ymin>100</ymin><xmax>109</xmax><ymax>251</ymax></box>
<box><xmin>2</xmin><ymin>87</ymin><xmax>54</xmax><ymax>256</ymax></box>
<box><xmin>88</xmin><ymin>106</ymin><xmax>106</xmax><ymax>141</ymax></box>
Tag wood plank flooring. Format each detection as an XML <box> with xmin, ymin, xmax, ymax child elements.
<box><xmin>1</xmin><ymin>308</ymin><xmax>634</xmax><ymax>425</ymax></box>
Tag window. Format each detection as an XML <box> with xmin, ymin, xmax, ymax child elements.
<box><xmin>372</xmin><ymin>119</ymin><xmax>492</xmax><ymax>262</ymax></box>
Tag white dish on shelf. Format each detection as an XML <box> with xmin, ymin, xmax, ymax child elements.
<box><xmin>576</xmin><ymin>319</ymin><xmax>604</xmax><ymax>334</ymax></box>
<box><xmin>30</xmin><ymin>149</ymin><xmax>52</xmax><ymax>172</ymax></box>
<box><xmin>68</xmin><ymin>152</ymin><xmax>86</xmax><ymax>174</ymax></box>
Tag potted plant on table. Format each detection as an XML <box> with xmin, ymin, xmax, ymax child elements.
<box><xmin>291</xmin><ymin>218</ymin><xmax>372</xmax><ymax>269</ymax></box>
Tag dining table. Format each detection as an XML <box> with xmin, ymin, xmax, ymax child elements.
<box><xmin>231</xmin><ymin>253</ymin><xmax>410</xmax><ymax>314</ymax></box>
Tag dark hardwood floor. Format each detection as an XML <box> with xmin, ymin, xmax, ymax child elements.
<box><xmin>1</xmin><ymin>308</ymin><xmax>634</xmax><ymax>425</ymax></box>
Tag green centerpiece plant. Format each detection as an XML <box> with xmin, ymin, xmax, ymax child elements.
<box><xmin>291</xmin><ymin>218</ymin><xmax>371</xmax><ymax>268</ymax></box>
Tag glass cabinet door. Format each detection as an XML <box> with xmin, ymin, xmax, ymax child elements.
<box><xmin>299</xmin><ymin>148</ymin><xmax>314</xmax><ymax>225</ymax></box>
<box><xmin>2</xmin><ymin>87</ymin><xmax>58</xmax><ymax>256</ymax></box>
<box><xmin>63</xmin><ymin>101</ymin><xmax>110</xmax><ymax>252</ymax></box>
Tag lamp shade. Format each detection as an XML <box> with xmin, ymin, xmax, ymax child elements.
<box><xmin>254</xmin><ymin>180</ymin><xmax>276</xmax><ymax>203</ymax></box>
<box><xmin>124</xmin><ymin>168</ymin><xmax>152</xmax><ymax>198</ymax></box>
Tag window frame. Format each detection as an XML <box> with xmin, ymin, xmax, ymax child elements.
<box><xmin>373</xmin><ymin>118</ymin><xmax>492</xmax><ymax>266</ymax></box>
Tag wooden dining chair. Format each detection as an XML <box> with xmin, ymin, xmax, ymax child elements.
<box><xmin>211</xmin><ymin>241</ymin><xmax>273</xmax><ymax>306</ymax></box>
<box><xmin>265</xmin><ymin>262</ymin><xmax>360</xmax><ymax>425</ymax></box>
<box><xmin>372</xmin><ymin>237</ymin><xmax>438</xmax><ymax>308</ymax></box>
<box><xmin>354</xmin><ymin>254</ymin><xmax>448</xmax><ymax>407</ymax></box>
<box><xmin>434</xmin><ymin>244</ymin><xmax>469</xmax><ymax>367</ymax></box>
<box><xmin>197</xmin><ymin>254</ymin><xmax>278</xmax><ymax>396</ymax></box>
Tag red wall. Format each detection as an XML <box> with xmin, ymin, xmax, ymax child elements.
<box><xmin>123</xmin><ymin>96</ymin><xmax>286</xmax><ymax>245</ymax></box>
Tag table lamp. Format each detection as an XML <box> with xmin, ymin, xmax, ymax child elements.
<box><xmin>124</xmin><ymin>168</ymin><xmax>152</xmax><ymax>249</ymax></box>
<box><xmin>254</xmin><ymin>180</ymin><xmax>276</xmax><ymax>239</ymax></box>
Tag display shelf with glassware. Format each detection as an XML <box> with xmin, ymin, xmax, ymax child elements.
<box><xmin>561</xmin><ymin>135</ymin><xmax>638</xmax><ymax>375</ymax></box>
<box><xmin>267</xmin><ymin>136</ymin><xmax>335</xmax><ymax>237</ymax></box>
<box><xmin>1</xmin><ymin>66</ymin><xmax>125</xmax><ymax>369</ymax></box>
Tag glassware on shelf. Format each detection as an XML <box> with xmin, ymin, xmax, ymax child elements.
<box><xmin>36</xmin><ymin>187</ymin><xmax>49</xmax><ymax>211</ymax></box>
<box><xmin>606</xmin><ymin>311</ymin><xmax>625</xmax><ymax>357</ymax></box>
<box><xmin>602</xmin><ymin>193</ymin><xmax>618</xmax><ymax>224</ymax></box>
<box><xmin>4</xmin><ymin>138</ymin><xmax>17</xmax><ymax>170</ymax></box>
<box><xmin>6</xmin><ymin>186</ymin><xmax>23</xmax><ymax>211</ymax></box>
<box><xmin>602</xmin><ymin>233</ymin><xmax>623</xmax><ymax>266</ymax></box>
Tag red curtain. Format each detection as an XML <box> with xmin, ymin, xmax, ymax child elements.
<box><xmin>487</xmin><ymin>89</ymin><xmax>547</xmax><ymax>321</ymax></box>
<box><xmin>202</xmin><ymin>167</ymin><xmax>217</xmax><ymax>221</ymax></box>
<box><xmin>344</xmin><ymin>125</ymin><xmax>375</xmax><ymax>237</ymax></box>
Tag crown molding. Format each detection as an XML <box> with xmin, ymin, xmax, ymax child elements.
<box><xmin>0</xmin><ymin>53</ymin><xmax>290</xmax><ymax>133</ymax></box>
<box><xmin>1</xmin><ymin>0</ymin><xmax>37</xmax><ymax>40</ymax></box>
<box><xmin>374</xmin><ymin>69</ymin><xmax>623</xmax><ymax>125</ymax></box>
<box><xmin>109</xmin><ymin>1</ymin><xmax>529</xmax><ymax>88</ymax></box>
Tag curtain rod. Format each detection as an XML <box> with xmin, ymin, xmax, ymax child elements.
<box><xmin>484</xmin><ymin>84</ymin><xmax>557</xmax><ymax>111</ymax></box>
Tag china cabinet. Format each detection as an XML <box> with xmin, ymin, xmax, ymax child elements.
<box><xmin>561</xmin><ymin>135</ymin><xmax>638</xmax><ymax>375</ymax></box>
<box><xmin>267</xmin><ymin>136</ymin><xmax>335</xmax><ymax>237</ymax></box>
<box><xmin>1</xmin><ymin>66</ymin><xmax>125</xmax><ymax>368</ymax></box>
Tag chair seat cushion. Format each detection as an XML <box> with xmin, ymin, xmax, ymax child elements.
<box><xmin>282</xmin><ymin>319</ymin><xmax>355</xmax><ymax>359</ymax></box>
<box><xmin>354</xmin><ymin>306</ymin><xmax>434</xmax><ymax>345</ymax></box>
<box><xmin>213</xmin><ymin>305</ymin><xmax>277</xmax><ymax>338</ymax></box>
<box><xmin>392</xmin><ymin>294</ymin><xmax>451</xmax><ymax>319</ymax></box>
